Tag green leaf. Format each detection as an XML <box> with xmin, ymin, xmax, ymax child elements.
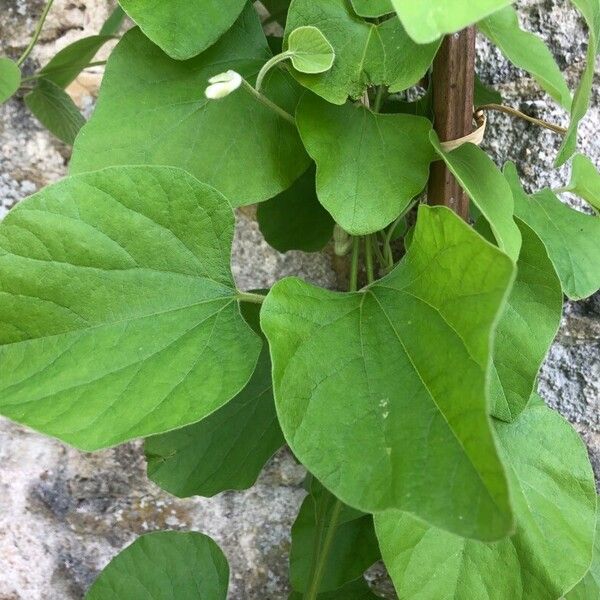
<box><xmin>100</xmin><ymin>5</ymin><xmax>126</xmax><ymax>36</ymax></box>
<box><xmin>563</xmin><ymin>153</ymin><xmax>600</xmax><ymax>212</ymax></box>
<box><xmin>70</xmin><ymin>7</ymin><xmax>309</xmax><ymax>207</ymax></box>
<box><xmin>38</xmin><ymin>35</ymin><xmax>114</xmax><ymax>88</ymax></box>
<box><xmin>0</xmin><ymin>165</ymin><xmax>261</xmax><ymax>451</ymax></box>
<box><xmin>85</xmin><ymin>531</ymin><xmax>229</xmax><ymax>599</ymax></box>
<box><xmin>350</xmin><ymin>0</ymin><xmax>394</xmax><ymax>18</ymax></box>
<box><xmin>290</xmin><ymin>478</ymin><xmax>380</xmax><ymax>594</ymax></box>
<box><xmin>391</xmin><ymin>0</ymin><xmax>515</xmax><ymax>44</ymax></box>
<box><xmin>117</xmin><ymin>0</ymin><xmax>246</xmax><ymax>60</ymax></box>
<box><xmin>289</xmin><ymin>578</ymin><xmax>380</xmax><ymax>599</ymax></box>
<box><xmin>257</xmin><ymin>166</ymin><xmax>334</xmax><ymax>253</ymax></box>
<box><xmin>285</xmin><ymin>0</ymin><xmax>440</xmax><ymax>105</ymax></box>
<box><xmin>556</xmin><ymin>0</ymin><xmax>600</xmax><ymax>165</ymax></box>
<box><xmin>478</xmin><ymin>6</ymin><xmax>571</xmax><ymax>109</ymax></box>
<box><xmin>479</xmin><ymin>219</ymin><xmax>562</xmax><ymax>422</ymax></box>
<box><xmin>24</xmin><ymin>78</ymin><xmax>85</xmax><ymax>145</ymax></box>
<box><xmin>261</xmin><ymin>205</ymin><xmax>516</xmax><ymax>540</ymax></box>
<box><xmin>145</xmin><ymin>301</ymin><xmax>284</xmax><ymax>498</ymax></box>
<box><xmin>375</xmin><ymin>401</ymin><xmax>597</xmax><ymax>600</ymax></box>
<box><xmin>505</xmin><ymin>162</ymin><xmax>600</xmax><ymax>300</ymax></box>
<box><xmin>566</xmin><ymin>510</ymin><xmax>600</xmax><ymax>599</ymax></box>
<box><xmin>0</xmin><ymin>57</ymin><xmax>21</xmax><ymax>104</ymax></box>
<box><xmin>474</xmin><ymin>74</ymin><xmax>502</xmax><ymax>107</ymax></box>
<box><xmin>297</xmin><ymin>95</ymin><xmax>435</xmax><ymax>235</ymax></box>
<box><xmin>287</xmin><ymin>26</ymin><xmax>335</xmax><ymax>74</ymax></box>
<box><xmin>430</xmin><ymin>134</ymin><xmax>522</xmax><ymax>261</ymax></box>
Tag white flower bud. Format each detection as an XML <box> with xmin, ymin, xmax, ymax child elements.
<box><xmin>204</xmin><ymin>70</ymin><xmax>243</xmax><ymax>100</ymax></box>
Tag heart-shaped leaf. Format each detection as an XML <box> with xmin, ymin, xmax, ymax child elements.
<box><xmin>145</xmin><ymin>302</ymin><xmax>284</xmax><ymax>498</ymax></box>
<box><xmin>261</xmin><ymin>205</ymin><xmax>516</xmax><ymax>540</ymax></box>
<box><xmin>86</xmin><ymin>531</ymin><xmax>229</xmax><ymax>599</ymax></box>
<box><xmin>478</xmin><ymin>6</ymin><xmax>571</xmax><ymax>109</ymax></box>
<box><xmin>25</xmin><ymin>78</ymin><xmax>85</xmax><ymax>145</ymax></box>
<box><xmin>505</xmin><ymin>162</ymin><xmax>600</xmax><ymax>300</ymax></box>
<box><xmin>482</xmin><ymin>219</ymin><xmax>562</xmax><ymax>422</ymax></box>
<box><xmin>562</xmin><ymin>153</ymin><xmax>600</xmax><ymax>213</ymax></box>
<box><xmin>285</xmin><ymin>0</ymin><xmax>440</xmax><ymax>105</ymax></box>
<box><xmin>375</xmin><ymin>401</ymin><xmax>597</xmax><ymax>600</ymax></box>
<box><xmin>0</xmin><ymin>57</ymin><xmax>21</xmax><ymax>104</ymax></box>
<box><xmin>297</xmin><ymin>95</ymin><xmax>435</xmax><ymax>235</ymax></box>
<box><xmin>287</xmin><ymin>26</ymin><xmax>335</xmax><ymax>74</ymax></box>
<box><xmin>566</xmin><ymin>510</ymin><xmax>600</xmax><ymax>599</ymax></box>
<box><xmin>391</xmin><ymin>0</ymin><xmax>516</xmax><ymax>44</ymax></box>
<box><xmin>0</xmin><ymin>166</ymin><xmax>261</xmax><ymax>451</ymax></box>
<box><xmin>257</xmin><ymin>166</ymin><xmax>334</xmax><ymax>253</ymax></box>
<box><xmin>556</xmin><ymin>0</ymin><xmax>600</xmax><ymax>165</ymax></box>
<box><xmin>117</xmin><ymin>0</ymin><xmax>246</xmax><ymax>60</ymax></box>
<box><xmin>431</xmin><ymin>135</ymin><xmax>522</xmax><ymax>261</ymax></box>
<box><xmin>289</xmin><ymin>578</ymin><xmax>380</xmax><ymax>599</ymax></box>
<box><xmin>290</xmin><ymin>478</ymin><xmax>380</xmax><ymax>594</ymax></box>
<box><xmin>70</xmin><ymin>6</ymin><xmax>309</xmax><ymax>207</ymax></box>
<box><xmin>350</xmin><ymin>0</ymin><xmax>394</xmax><ymax>18</ymax></box>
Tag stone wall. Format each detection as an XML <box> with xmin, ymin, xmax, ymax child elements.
<box><xmin>0</xmin><ymin>1</ymin><xmax>598</xmax><ymax>598</ymax></box>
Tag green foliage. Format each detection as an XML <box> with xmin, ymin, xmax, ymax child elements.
<box><xmin>566</xmin><ymin>511</ymin><xmax>600</xmax><ymax>599</ymax></box>
<box><xmin>145</xmin><ymin>302</ymin><xmax>283</xmax><ymax>497</ymax></box>
<box><xmin>262</xmin><ymin>206</ymin><xmax>515</xmax><ymax>540</ymax></box>
<box><xmin>24</xmin><ymin>78</ymin><xmax>85</xmax><ymax>144</ymax></box>
<box><xmin>70</xmin><ymin>7</ymin><xmax>309</xmax><ymax>205</ymax></box>
<box><xmin>375</xmin><ymin>401</ymin><xmax>597</xmax><ymax>600</ymax></box>
<box><xmin>85</xmin><ymin>531</ymin><xmax>230</xmax><ymax>599</ymax></box>
<box><xmin>297</xmin><ymin>95</ymin><xmax>435</xmax><ymax>234</ymax></box>
<box><xmin>562</xmin><ymin>153</ymin><xmax>600</xmax><ymax>212</ymax></box>
<box><xmin>391</xmin><ymin>0</ymin><xmax>515</xmax><ymax>43</ymax></box>
<box><xmin>117</xmin><ymin>0</ymin><xmax>247</xmax><ymax>60</ymax></box>
<box><xmin>289</xmin><ymin>478</ymin><xmax>380</xmax><ymax>594</ymax></box>
<box><xmin>285</xmin><ymin>0</ymin><xmax>440</xmax><ymax>104</ymax></box>
<box><xmin>257</xmin><ymin>166</ymin><xmax>334</xmax><ymax>253</ymax></box>
<box><xmin>3</xmin><ymin>1</ymin><xmax>599</xmax><ymax>597</ymax></box>
<box><xmin>0</xmin><ymin>58</ymin><xmax>21</xmax><ymax>104</ymax></box>
<box><xmin>0</xmin><ymin>166</ymin><xmax>260</xmax><ymax>450</ymax></box>
<box><xmin>505</xmin><ymin>162</ymin><xmax>600</xmax><ymax>300</ymax></box>
<box><xmin>478</xmin><ymin>6</ymin><xmax>571</xmax><ymax>109</ymax></box>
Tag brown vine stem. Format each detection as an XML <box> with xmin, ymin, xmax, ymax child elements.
<box><xmin>476</xmin><ymin>103</ymin><xmax>568</xmax><ymax>135</ymax></box>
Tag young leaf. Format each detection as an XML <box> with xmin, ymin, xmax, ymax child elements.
<box><xmin>391</xmin><ymin>0</ymin><xmax>515</xmax><ymax>44</ymax></box>
<box><xmin>70</xmin><ymin>7</ymin><xmax>309</xmax><ymax>207</ymax></box>
<box><xmin>562</xmin><ymin>153</ymin><xmax>600</xmax><ymax>212</ymax></box>
<box><xmin>117</xmin><ymin>0</ymin><xmax>246</xmax><ymax>60</ymax></box>
<box><xmin>289</xmin><ymin>578</ymin><xmax>380</xmax><ymax>599</ymax></box>
<box><xmin>474</xmin><ymin>74</ymin><xmax>502</xmax><ymax>107</ymax></box>
<box><xmin>38</xmin><ymin>35</ymin><xmax>114</xmax><ymax>88</ymax></box>
<box><xmin>0</xmin><ymin>57</ymin><xmax>21</xmax><ymax>104</ymax></box>
<box><xmin>290</xmin><ymin>479</ymin><xmax>380</xmax><ymax>594</ymax></box>
<box><xmin>261</xmin><ymin>205</ymin><xmax>516</xmax><ymax>541</ymax></box>
<box><xmin>375</xmin><ymin>401</ymin><xmax>597</xmax><ymax>600</ymax></box>
<box><xmin>350</xmin><ymin>0</ymin><xmax>393</xmax><ymax>18</ymax></box>
<box><xmin>0</xmin><ymin>166</ymin><xmax>261</xmax><ymax>451</ymax></box>
<box><xmin>480</xmin><ymin>219</ymin><xmax>563</xmax><ymax>422</ymax></box>
<box><xmin>566</xmin><ymin>510</ymin><xmax>600</xmax><ymax>599</ymax></box>
<box><xmin>478</xmin><ymin>6</ymin><xmax>571</xmax><ymax>110</ymax></box>
<box><xmin>285</xmin><ymin>0</ymin><xmax>440</xmax><ymax>105</ymax></box>
<box><xmin>100</xmin><ymin>5</ymin><xmax>126</xmax><ymax>36</ymax></box>
<box><xmin>287</xmin><ymin>26</ymin><xmax>335</xmax><ymax>74</ymax></box>
<box><xmin>257</xmin><ymin>166</ymin><xmax>334</xmax><ymax>253</ymax></box>
<box><xmin>556</xmin><ymin>0</ymin><xmax>600</xmax><ymax>165</ymax></box>
<box><xmin>145</xmin><ymin>301</ymin><xmax>284</xmax><ymax>498</ymax></box>
<box><xmin>297</xmin><ymin>95</ymin><xmax>435</xmax><ymax>235</ymax></box>
<box><xmin>85</xmin><ymin>531</ymin><xmax>229</xmax><ymax>599</ymax></box>
<box><xmin>505</xmin><ymin>162</ymin><xmax>600</xmax><ymax>300</ymax></box>
<box><xmin>430</xmin><ymin>134</ymin><xmax>522</xmax><ymax>261</ymax></box>
<box><xmin>24</xmin><ymin>78</ymin><xmax>85</xmax><ymax>145</ymax></box>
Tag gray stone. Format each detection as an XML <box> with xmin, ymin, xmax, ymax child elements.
<box><xmin>0</xmin><ymin>0</ymin><xmax>598</xmax><ymax>598</ymax></box>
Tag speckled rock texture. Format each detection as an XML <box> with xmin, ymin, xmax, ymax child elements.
<box><xmin>0</xmin><ymin>1</ymin><xmax>598</xmax><ymax>598</ymax></box>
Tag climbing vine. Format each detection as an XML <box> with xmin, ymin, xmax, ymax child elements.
<box><xmin>1</xmin><ymin>0</ymin><xmax>600</xmax><ymax>598</ymax></box>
